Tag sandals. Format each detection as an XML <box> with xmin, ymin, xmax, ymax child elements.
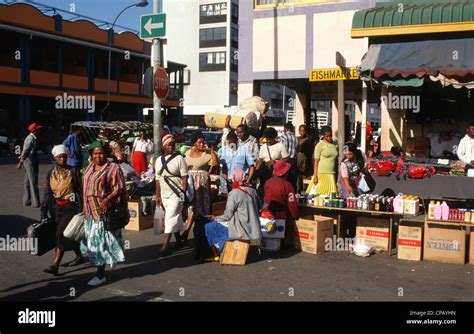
<box><xmin>43</xmin><ymin>265</ymin><xmax>59</xmax><ymax>276</ymax></box>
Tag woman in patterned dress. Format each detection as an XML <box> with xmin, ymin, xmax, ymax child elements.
<box><xmin>82</xmin><ymin>140</ymin><xmax>127</xmax><ymax>287</ymax></box>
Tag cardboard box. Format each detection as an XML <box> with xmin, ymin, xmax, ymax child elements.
<box><xmin>356</xmin><ymin>217</ymin><xmax>390</xmax><ymax>251</ymax></box>
<box><xmin>220</xmin><ymin>240</ymin><xmax>250</xmax><ymax>265</ymax></box>
<box><xmin>423</xmin><ymin>221</ymin><xmax>466</xmax><ymax>265</ymax></box>
<box><xmin>398</xmin><ymin>224</ymin><xmax>423</xmax><ymax>261</ymax></box>
<box><xmin>294</xmin><ymin>215</ymin><xmax>333</xmax><ymax>254</ymax></box>
<box><xmin>126</xmin><ymin>201</ymin><xmax>154</xmax><ymax>231</ymax></box>
<box><xmin>469</xmin><ymin>231</ymin><xmax>474</xmax><ymax>265</ymax></box>
<box><xmin>260</xmin><ymin>218</ymin><xmax>286</xmax><ymax>239</ymax></box>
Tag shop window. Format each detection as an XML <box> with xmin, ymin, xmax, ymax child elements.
<box><xmin>0</xmin><ymin>30</ymin><xmax>21</xmax><ymax>68</ymax></box>
<box><xmin>30</xmin><ymin>37</ymin><xmax>58</xmax><ymax>72</ymax></box>
<box><xmin>62</xmin><ymin>43</ymin><xmax>87</xmax><ymax>76</ymax></box>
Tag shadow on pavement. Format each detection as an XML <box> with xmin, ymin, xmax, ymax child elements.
<box><xmin>0</xmin><ymin>215</ymin><xmax>37</xmax><ymax>238</ymax></box>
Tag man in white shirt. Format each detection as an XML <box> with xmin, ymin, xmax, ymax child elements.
<box><xmin>456</xmin><ymin>122</ymin><xmax>474</xmax><ymax>165</ymax></box>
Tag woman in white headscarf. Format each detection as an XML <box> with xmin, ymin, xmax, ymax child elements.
<box><xmin>41</xmin><ymin>145</ymin><xmax>85</xmax><ymax>276</ymax></box>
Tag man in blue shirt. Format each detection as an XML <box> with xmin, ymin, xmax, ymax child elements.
<box><xmin>62</xmin><ymin>127</ymin><xmax>82</xmax><ymax>168</ymax></box>
<box><xmin>220</xmin><ymin>131</ymin><xmax>255</xmax><ymax>186</ymax></box>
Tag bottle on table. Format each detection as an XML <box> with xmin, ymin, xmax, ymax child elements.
<box><xmin>428</xmin><ymin>200</ymin><xmax>436</xmax><ymax>220</ymax></box>
<box><xmin>441</xmin><ymin>201</ymin><xmax>449</xmax><ymax>221</ymax></box>
<box><xmin>434</xmin><ymin>201</ymin><xmax>442</xmax><ymax>220</ymax></box>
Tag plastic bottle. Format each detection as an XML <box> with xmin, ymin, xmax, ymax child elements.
<box><xmin>393</xmin><ymin>194</ymin><xmax>403</xmax><ymax>214</ymax></box>
<box><xmin>441</xmin><ymin>201</ymin><xmax>449</xmax><ymax>221</ymax></box>
<box><xmin>428</xmin><ymin>201</ymin><xmax>436</xmax><ymax>220</ymax></box>
<box><xmin>434</xmin><ymin>201</ymin><xmax>442</xmax><ymax>220</ymax></box>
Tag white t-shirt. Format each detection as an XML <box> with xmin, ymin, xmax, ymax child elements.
<box><xmin>133</xmin><ymin>138</ymin><xmax>153</xmax><ymax>153</ymax></box>
<box><xmin>155</xmin><ymin>154</ymin><xmax>188</xmax><ymax>198</ymax></box>
<box><xmin>258</xmin><ymin>142</ymin><xmax>289</xmax><ymax>163</ymax></box>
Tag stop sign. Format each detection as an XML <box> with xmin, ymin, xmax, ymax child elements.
<box><xmin>153</xmin><ymin>67</ymin><xmax>169</xmax><ymax>99</ymax></box>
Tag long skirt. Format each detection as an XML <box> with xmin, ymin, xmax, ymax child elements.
<box><xmin>162</xmin><ymin>193</ymin><xmax>184</xmax><ymax>234</ymax></box>
<box><xmin>188</xmin><ymin>170</ymin><xmax>211</xmax><ymax>217</ymax></box>
<box><xmin>315</xmin><ymin>173</ymin><xmax>338</xmax><ymax>196</ymax></box>
<box><xmin>131</xmin><ymin>151</ymin><xmax>147</xmax><ymax>175</ymax></box>
<box><xmin>84</xmin><ymin>218</ymin><xmax>125</xmax><ymax>266</ymax></box>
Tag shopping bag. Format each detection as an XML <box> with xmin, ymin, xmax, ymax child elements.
<box><xmin>63</xmin><ymin>213</ymin><xmax>85</xmax><ymax>242</ymax></box>
<box><xmin>154</xmin><ymin>206</ymin><xmax>165</xmax><ymax>235</ymax></box>
<box><xmin>306</xmin><ymin>179</ymin><xmax>317</xmax><ymax>196</ymax></box>
<box><xmin>27</xmin><ymin>218</ymin><xmax>56</xmax><ymax>256</ymax></box>
<box><xmin>357</xmin><ymin>175</ymin><xmax>371</xmax><ymax>194</ymax></box>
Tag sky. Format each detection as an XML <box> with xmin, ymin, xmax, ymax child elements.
<box><xmin>4</xmin><ymin>0</ymin><xmax>157</xmax><ymax>33</ymax></box>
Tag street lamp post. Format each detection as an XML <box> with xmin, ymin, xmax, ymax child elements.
<box><xmin>100</xmin><ymin>0</ymin><xmax>148</xmax><ymax>121</ymax></box>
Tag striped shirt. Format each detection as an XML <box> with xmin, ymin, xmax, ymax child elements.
<box><xmin>281</xmin><ymin>131</ymin><xmax>298</xmax><ymax>159</ymax></box>
<box><xmin>83</xmin><ymin>161</ymin><xmax>126</xmax><ymax>221</ymax></box>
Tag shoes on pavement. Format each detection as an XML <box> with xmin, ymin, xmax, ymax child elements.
<box><xmin>88</xmin><ymin>276</ymin><xmax>106</xmax><ymax>287</ymax></box>
<box><xmin>43</xmin><ymin>265</ymin><xmax>59</xmax><ymax>276</ymax></box>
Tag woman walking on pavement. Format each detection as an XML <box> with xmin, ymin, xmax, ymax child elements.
<box><xmin>155</xmin><ymin>135</ymin><xmax>188</xmax><ymax>257</ymax></box>
<box><xmin>181</xmin><ymin>131</ymin><xmax>219</xmax><ymax>243</ymax></box>
<box><xmin>82</xmin><ymin>140</ymin><xmax>127</xmax><ymax>287</ymax></box>
<box><xmin>131</xmin><ymin>129</ymin><xmax>153</xmax><ymax>175</ymax></box>
<box><xmin>41</xmin><ymin>145</ymin><xmax>86</xmax><ymax>276</ymax></box>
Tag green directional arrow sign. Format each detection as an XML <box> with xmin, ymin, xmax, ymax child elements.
<box><xmin>140</xmin><ymin>13</ymin><xmax>166</xmax><ymax>39</ymax></box>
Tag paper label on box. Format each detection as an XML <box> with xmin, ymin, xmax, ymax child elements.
<box><xmin>366</xmin><ymin>229</ymin><xmax>389</xmax><ymax>238</ymax></box>
<box><xmin>398</xmin><ymin>239</ymin><xmax>422</xmax><ymax>247</ymax></box>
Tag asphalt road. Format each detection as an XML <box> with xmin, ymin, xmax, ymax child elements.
<box><xmin>0</xmin><ymin>155</ymin><xmax>473</xmax><ymax>302</ymax></box>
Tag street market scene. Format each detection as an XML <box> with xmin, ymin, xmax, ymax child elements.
<box><xmin>0</xmin><ymin>0</ymin><xmax>473</xmax><ymax>326</ymax></box>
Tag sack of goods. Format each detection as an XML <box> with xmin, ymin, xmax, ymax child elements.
<box><xmin>204</xmin><ymin>96</ymin><xmax>267</xmax><ymax>130</ymax></box>
<box><xmin>63</xmin><ymin>213</ymin><xmax>85</xmax><ymax>242</ymax></box>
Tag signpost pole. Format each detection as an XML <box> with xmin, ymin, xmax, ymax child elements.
<box><xmin>153</xmin><ymin>0</ymin><xmax>162</xmax><ymax>158</ymax></box>
<box><xmin>336</xmin><ymin>52</ymin><xmax>346</xmax><ymax>160</ymax></box>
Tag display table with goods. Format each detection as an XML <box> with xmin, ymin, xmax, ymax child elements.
<box><xmin>299</xmin><ymin>193</ymin><xmax>422</xmax><ymax>256</ymax></box>
<box><xmin>367</xmin><ymin>155</ymin><xmax>474</xmax><ymax>198</ymax></box>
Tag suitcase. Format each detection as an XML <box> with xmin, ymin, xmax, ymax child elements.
<box><xmin>27</xmin><ymin>218</ymin><xmax>57</xmax><ymax>256</ymax></box>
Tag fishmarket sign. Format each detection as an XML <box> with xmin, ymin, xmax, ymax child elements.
<box><xmin>309</xmin><ymin>67</ymin><xmax>359</xmax><ymax>82</ymax></box>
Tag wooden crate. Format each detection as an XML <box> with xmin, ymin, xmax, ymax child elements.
<box><xmin>219</xmin><ymin>240</ymin><xmax>250</xmax><ymax>266</ymax></box>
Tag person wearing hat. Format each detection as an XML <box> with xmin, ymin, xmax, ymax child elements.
<box><xmin>155</xmin><ymin>134</ymin><xmax>188</xmax><ymax>257</ymax></box>
<box><xmin>41</xmin><ymin>145</ymin><xmax>85</xmax><ymax>276</ymax></box>
<box><xmin>16</xmin><ymin>123</ymin><xmax>42</xmax><ymax>207</ymax></box>
<box><xmin>261</xmin><ymin>160</ymin><xmax>298</xmax><ymax>221</ymax></box>
<box><xmin>82</xmin><ymin>140</ymin><xmax>127</xmax><ymax>287</ymax></box>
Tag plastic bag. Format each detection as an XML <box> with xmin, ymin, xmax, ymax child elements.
<box><xmin>357</xmin><ymin>175</ymin><xmax>371</xmax><ymax>194</ymax></box>
<box><xmin>63</xmin><ymin>213</ymin><xmax>85</xmax><ymax>242</ymax></box>
<box><xmin>154</xmin><ymin>206</ymin><xmax>165</xmax><ymax>235</ymax></box>
<box><xmin>186</xmin><ymin>174</ymin><xmax>195</xmax><ymax>202</ymax></box>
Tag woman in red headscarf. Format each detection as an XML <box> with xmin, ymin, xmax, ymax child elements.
<box><xmin>261</xmin><ymin>160</ymin><xmax>298</xmax><ymax>220</ymax></box>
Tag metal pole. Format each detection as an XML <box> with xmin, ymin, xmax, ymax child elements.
<box><xmin>337</xmin><ymin>80</ymin><xmax>345</xmax><ymax>160</ymax></box>
<box><xmin>153</xmin><ymin>0</ymin><xmax>162</xmax><ymax>157</ymax></box>
<box><xmin>361</xmin><ymin>39</ymin><xmax>369</xmax><ymax>153</ymax></box>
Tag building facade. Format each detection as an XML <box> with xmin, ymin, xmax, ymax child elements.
<box><xmin>0</xmin><ymin>2</ymin><xmax>185</xmax><ymax>141</ymax></box>
<box><xmin>238</xmin><ymin>0</ymin><xmax>383</xmax><ymax>138</ymax></box>
<box><xmin>164</xmin><ymin>0</ymin><xmax>240</xmax><ymax>125</ymax></box>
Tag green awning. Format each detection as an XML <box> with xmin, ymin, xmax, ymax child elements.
<box><xmin>352</xmin><ymin>0</ymin><xmax>474</xmax><ymax>38</ymax></box>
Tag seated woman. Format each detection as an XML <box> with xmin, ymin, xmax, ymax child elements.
<box><xmin>261</xmin><ymin>160</ymin><xmax>298</xmax><ymax>221</ymax></box>
<box><xmin>338</xmin><ymin>142</ymin><xmax>367</xmax><ymax>199</ymax></box>
<box><xmin>204</xmin><ymin>169</ymin><xmax>262</xmax><ymax>256</ymax></box>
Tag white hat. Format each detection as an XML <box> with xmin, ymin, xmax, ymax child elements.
<box><xmin>52</xmin><ymin>145</ymin><xmax>68</xmax><ymax>157</ymax></box>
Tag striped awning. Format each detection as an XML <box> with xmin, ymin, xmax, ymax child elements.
<box><xmin>352</xmin><ymin>0</ymin><xmax>474</xmax><ymax>38</ymax></box>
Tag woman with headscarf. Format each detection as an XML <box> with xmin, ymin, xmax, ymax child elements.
<box><xmin>338</xmin><ymin>142</ymin><xmax>367</xmax><ymax>199</ymax></box>
<box><xmin>155</xmin><ymin>134</ymin><xmax>188</xmax><ymax>257</ymax></box>
<box><xmin>181</xmin><ymin>131</ymin><xmax>219</xmax><ymax>242</ymax></box>
<box><xmin>41</xmin><ymin>145</ymin><xmax>85</xmax><ymax>276</ymax></box>
<box><xmin>204</xmin><ymin>169</ymin><xmax>262</xmax><ymax>256</ymax></box>
<box><xmin>82</xmin><ymin>140</ymin><xmax>127</xmax><ymax>287</ymax></box>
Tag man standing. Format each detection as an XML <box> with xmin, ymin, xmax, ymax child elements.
<box><xmin>63</xmin><ymin>126</ymin><xmax>82</xmax><ymax>168</ymax></box>
<box><xmin>222</xmin><ymin>115</ymin><xmax>259</xmax><ymax>162</ymax></box>
<box><xmin>457</xmin><ymin>121</ymin><xmax>474</xmax><ymax>165</ymax></box>
<box><xmin>17</xmin><ymin>123</ymin><xmax>42</xmax><ymax>207</ymax></box>
<box><xmin>280</xmin><ymin>122</ymin><xmax>298</xmax><ymax>189</ymax></box>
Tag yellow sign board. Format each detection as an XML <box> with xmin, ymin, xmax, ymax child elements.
<box><xmin>309</xmin><ymin>67</ymin><xmax>359</xmax><ymax>82</ymax></box>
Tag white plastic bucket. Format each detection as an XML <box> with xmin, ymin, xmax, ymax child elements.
<box><xmin>261</xmin><ymin>238</ymin><xmax>281</xmax><ymax>252</ymax></box>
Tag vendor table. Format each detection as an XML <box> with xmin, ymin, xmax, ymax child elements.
<box><xmin>299</xmin><ymin>204</ymin><xmax>420</xmax><ymax>256</ymax></box>
<box><xmin>370</xmin><ymin>173</ymin><xmax>474</xmax><ymax>199</ymax></box>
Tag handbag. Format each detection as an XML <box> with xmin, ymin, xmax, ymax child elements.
<box><xmin>27</xmin><ymin>218</ymin><xmax>56</xmax><ymax>256</ymax></box>
<box><xmin>104</xmin><ymin>200</ymin><xmax>130</xmax><ymax>231</ymax></box>
<box><xmin>153</xmin><ymin>205</ymin><xmax>165</xmax><ymax>235</ymax></box>
<box><xmin>63</xmin><ymin>213</ymin><xmax>85</xmax><ymax>242</ymax></box>
<box><xmin>257</xmin><ymin>144</ymin><xmax>274</xmax><ymax>181</ymax></box>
